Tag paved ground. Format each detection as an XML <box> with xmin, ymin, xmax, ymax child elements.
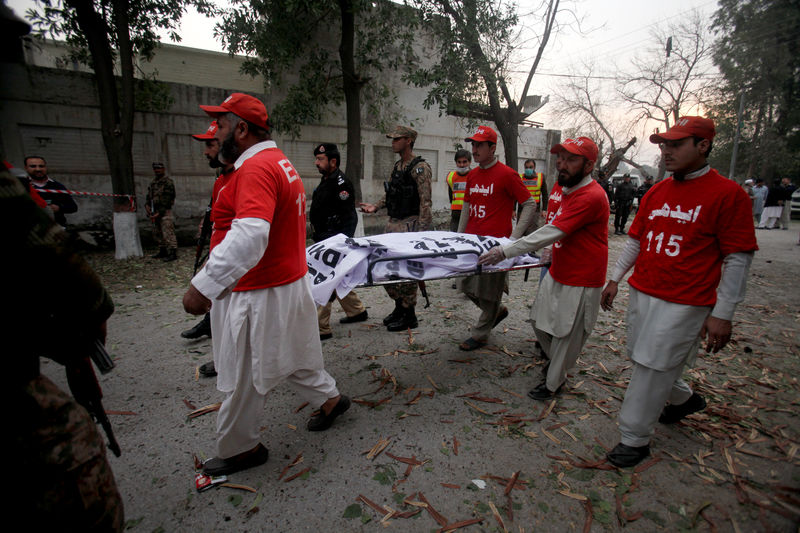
<box><xmin>44</xmin><ymin>220</ymin><xmax>800</xmax><ymax>532</ymax></box>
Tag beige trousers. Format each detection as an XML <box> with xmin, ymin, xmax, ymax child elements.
<box><xmin>317</xmin><ymin>291</ymin><xmax>366</xmax><ymax>335</ymax></box>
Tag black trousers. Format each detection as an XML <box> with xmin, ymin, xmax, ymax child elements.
<box><xmin>615</xmin><ymin>203</ymin><xmax>632</xmax><ymax>231</ymax></box>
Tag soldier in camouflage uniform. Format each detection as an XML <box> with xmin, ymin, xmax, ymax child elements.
<box><xmin>146</xmin><ymin>161</ymin><xmax>178</xmax><ymax>261</ymax></box>
<box><xmin>4</xmin><ymin>170</ymin><xmax>124</xmax><ymax>531</ymax></box>
<box><xmin>360</xmin><ymin>125</ymin><xmax>432</xmax><ymax>331</ymax></box>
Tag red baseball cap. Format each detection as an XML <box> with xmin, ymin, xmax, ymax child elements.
<box><xmin>465</xmin><ymin>125</ymin><xmax>498</xmax><ymax>144</ymax></box>
<box><xmin>550</xmin><ymin>136</ymin><xmax>599</xmax><ymax>162</ymax></box>
<box><xmin>200</xmin><ymin>93</ymin><xmax>269</xmax><ymax>129</ymax></box>
<box><xmin>649</xmin><ymin>116</ymin><xmax>715</xmax><ymax>143</ymax></box>
<box><xmin>192</xmin><ymin>121</ymin><xmax>218</xmax><ymax>140</ymax></box>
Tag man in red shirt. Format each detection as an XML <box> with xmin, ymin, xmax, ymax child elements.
<box><xmin>600</xmin><ymin>117</ymin><xmax>757</xmax><ymax>468</ymax></box>
<box><xmin>479</xmin><ymin>137</ymin><xmax>609</xmax><ymax>400</ymax></box>
<box><xmin>183</xmin><ymin>93</ymin><xmax>349</xmax><ymax>476</ymax></box>
<box><xmin>457</xmin><ymin>125</ymin><xmax>536</xmax><ymax>351</ymax></box>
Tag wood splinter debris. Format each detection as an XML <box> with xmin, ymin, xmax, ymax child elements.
<box><xmin>365</xmin><ymin>437</ymin><xmax>391</xmax><ymax>460</ymax></box>
<box><xmin>277</xmin><ymin>452</ymin><xmax>303</xmax><ymax>481</ymax></box>
<box><xmin>187</xmin><ymin>402</ymin><xmax>221</xmax><ymax>419</ymax></box>
<box><xmin>488</xmin><ymin>501</ymin><xmax>507</xmax><ymax>532</ymax></box>
<box><xmin>283</xmin><ymin>467</ymin><xmax>310</xmax><ymax>482</ymax></box>
<box><xmin>220</xmin><ymin>483</ymin><xmax>257</xmax><ymax>492</ymax></box>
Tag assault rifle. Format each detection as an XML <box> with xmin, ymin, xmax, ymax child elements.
<box><xmin>193</xmin><ymin>207</ymin><xmax>213</xmax><ymax>276</ymax></box>
<box><xmin>66</xmin><ymin>339</ymin><xmax>121</xmax><ymax>457</ymax></box>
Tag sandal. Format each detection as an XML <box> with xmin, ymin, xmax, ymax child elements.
<box><xmin>459</xmin><ymin>337</ymin><xmax>487</xmax><ymax>351</ymax></box>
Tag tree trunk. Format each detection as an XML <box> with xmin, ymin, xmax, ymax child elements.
<box><xmin>64</xmin><ymin>0</ymin><xmax>142</xmax><ymax>258</ymax></box>
<box><xmin>338</xmin><ymin>0</ymin><xmax>363</xmax><ymax>202</ymax></box>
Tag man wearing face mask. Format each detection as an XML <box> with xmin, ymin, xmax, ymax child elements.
<box><xmin>446</xmin><ymin>149</ymin><xmax>472</xmax><ymax>232</ymax></box>
<box><xmin>519</xmin><ymin>159</ymin><xmax>548</xmax><ymax>232</ymax></box>
<box><xmin>478</xmin><ymin>137</ymin><xmax>609</xmax><ymax>400</ymax></box>
<box><xmin>600</xmin><ymin>117</ymin><xmax>757</xmax><ymax>468</ymax></box>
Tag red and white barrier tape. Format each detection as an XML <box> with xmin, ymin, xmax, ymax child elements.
<box><xmin>36</xmin><ymin>188</ymin><xmax>136</xmax><ymax>210</ymax></box>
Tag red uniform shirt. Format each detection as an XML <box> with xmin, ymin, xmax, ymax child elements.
<box><xmin>209</xmin><ymin>171</ymin><xmax>235</xmax><ymax>251</ymax></box>
<box><xmin>549</xmin><ymin>180</ymin><xmax>609</xmax><ymax>288</ymax></box>
<box><xmin>210</xmin><ymin>145</ymin><xmax>308</xmax><ymax>291</ymax></box>
<box><xmin>545</xmin><ymin>183</ymin><xmax>563</xmax><ymax>224</ymax></box>
<box><xmin>628</xmin><ymin>168</ymin><xmax>758</xmax><ymax>306</ymax></box>
<box><xmin>464</xmin><ymin>160</ymin><xmax>531</xmax><ymax>238</ymax></box>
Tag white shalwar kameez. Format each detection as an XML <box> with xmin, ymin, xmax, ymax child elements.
<box><xmin>192</xmin><ymin>145</ymin><xmax>338</xmax><ymax>459</ymax></box>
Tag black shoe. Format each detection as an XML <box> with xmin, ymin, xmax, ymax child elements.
<box><xmin>202</xmin><ymin>443</ymin><xmax>269</xmax><ymax>476</ymax></box>
<box><xmin>606</xmin><ymin>443</ymin><xmax>650</xmax><ymax>468</ymax></box>
<box><xmin>152</xmin><ymin>247</ymin><xmax>167</xmax><ymax>259</ymax></box>
<box><xmin>383</xmin><ymin>301</ymin><xmax>403</xmax><ymax>326</ymax></box>
<box><xmin>182</xmin><ymin>315</ymin><xmax>212</xmax><ymax>339</ymax></box>
<box><xmin>659</xmin><ymin>392</ymin><xmax>706</xmax><ymax>424</ymax></box>
<box><xmin>308</xmin><ymin>395</ymin><xmax>351</xmax><ymax>431</ymax></box>
<box><xmin>199</xmin><ymin>361</ymin><xmax>217</xmax><ymax>377</ymax></box>
<box><xmin>527</xmin><ymin>382</ymin><xmax>562</xmax><ymax>401</ymax></box>
<box><xmin>620</xmin><ymin>230</ymin><xmax>627</xmax><ymax>235</ymax></box>
<box><xmin>320</xmin><ymin>332</ymin><xmax>333</xmax><ymax>341</ymax></box>
<box><xmin>339</xmin><ymin>310</ymin><xmax>368</xmax><ymax>324</ymax></box>
<box><xmin>459</xmin><ymin>337</ymin><xmax>487</xmax><ymax>351</ymax></box>
<box><xmin>163</xmin><ymin>249</ymin><xmax>178</xmax><ymax>262</ymax></box>
<box><xmin>386</xmin><ymin>306</ymin><xmax>418</xmax><ymax>332</ymax></box>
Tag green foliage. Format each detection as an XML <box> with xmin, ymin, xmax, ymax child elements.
<box><xmin>373</xmin><ymin>464</ymin><xmax>397</xmax><ymax>485</ymax></box>
<box><xmin>342</xmin><ymin>503</ymin><xmax>363</xmax><ymax>518</ymax></box>
<box><xmin>134</xmin><ymin>72</ymin><xmax>175</xmax><ymax>112</ymax></box>
<box><xmin>404</xmin><ymin>0</ymin><xmax>519</xmax><ymax>117</ymax></box>
<box><xmin>27</xmin><ymin>0</ymin><xmax>218</xmax><ymax>68</ymax></box>
<box><xmin>709</xmin><ymin>0</ymin><xmax>800</xmax><ymax>181</ymax></box>
<box><xmin>216</xmin><ymin>0</ymin><xmax>418</xmax><ymax>136</ymax></box>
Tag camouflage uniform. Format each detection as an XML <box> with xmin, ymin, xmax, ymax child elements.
<box><xmin>376</xmin><ymin>156</ymin><xmax>433</xmax><ymax>307</ymax></box>
<box><xmin>146</xmin><ymin>170</ymin><xmax>177</xmax><ymax>251</ymax></box>
<box><xmin>3</xmin><ymin>171</ymin><xmax>123</xmax><ymax>531</ymax></box>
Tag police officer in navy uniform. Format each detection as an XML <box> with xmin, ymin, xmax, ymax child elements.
<box><xmin>310</xmin><ymin>143</ymin><xmax>368</xmax><ymax>340</ymax></box>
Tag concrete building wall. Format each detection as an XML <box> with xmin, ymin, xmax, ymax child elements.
<box><xmin>2</xmin><ymin>40</ymin><xmax>559</xmax><ymax>243</ymax></box>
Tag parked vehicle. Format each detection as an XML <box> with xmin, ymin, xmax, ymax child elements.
<box><xmin>791</xmin><ymin>188</ymin><xmax>800</xmax><ymax>219</ymax></box>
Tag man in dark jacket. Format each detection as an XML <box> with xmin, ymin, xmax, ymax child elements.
<box><xmin>614</xmin><ymin>174</ymin><xmax>635</xmax><ymax>235</ymax></box>
<box><xmin>310</xmin><ymin>143</ymin><xmax>367</xmax><ymax>340</ymax></box>
<box><xmin>25</xmin><ymin>155</ymin><xmax>78</xmax><ymax>227</ymax></box>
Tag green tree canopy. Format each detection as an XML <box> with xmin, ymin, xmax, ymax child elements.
<box><xmin>709</xmin><ymin>0</ymin><xmax>800</xmax><ymax>182</ymax></box>
<box><xmin>216</xmin><ymin>0</ymin><xmax>418</xmax><ymax>197</ymax></box>
<box><xmin>27</xmin><ymin>0</ymin><xmax>216</xmax><ymax>258</ymax></box>
<box><xmin>404</xmin><ymin>0</ymin><xmax>563</xmax><ymax>168</ymax></box>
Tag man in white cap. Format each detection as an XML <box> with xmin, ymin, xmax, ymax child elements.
<box><xmin>183</xmin><ymin>93</ymin><xmax>349</xmax><ymax>476</ymax></box>
<box><xmin>600</xmin><ymin>116</ymin><xmax>758</xmax><ymax>468</ymax></box>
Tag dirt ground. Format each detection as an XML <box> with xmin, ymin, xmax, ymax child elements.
<box><xmin>43</xmin><ymin>220</ymin><xmax>800</xmax><ymax>532</ymax></box>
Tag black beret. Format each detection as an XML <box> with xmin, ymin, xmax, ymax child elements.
<box><xmin>314</xmin><ymin>143</ymin><xmax>339</xmax><ymax>156</ymax></box>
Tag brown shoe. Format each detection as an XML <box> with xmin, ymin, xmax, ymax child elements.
<box><xmin>308</xmin><ymin>395</ymin><xmax>351</xmax><ymax>431</ymax></box>
<box><xmin>202</xmin><ymin>443</ymin><xmax>268</xmax><ymax>476</ymax></box>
